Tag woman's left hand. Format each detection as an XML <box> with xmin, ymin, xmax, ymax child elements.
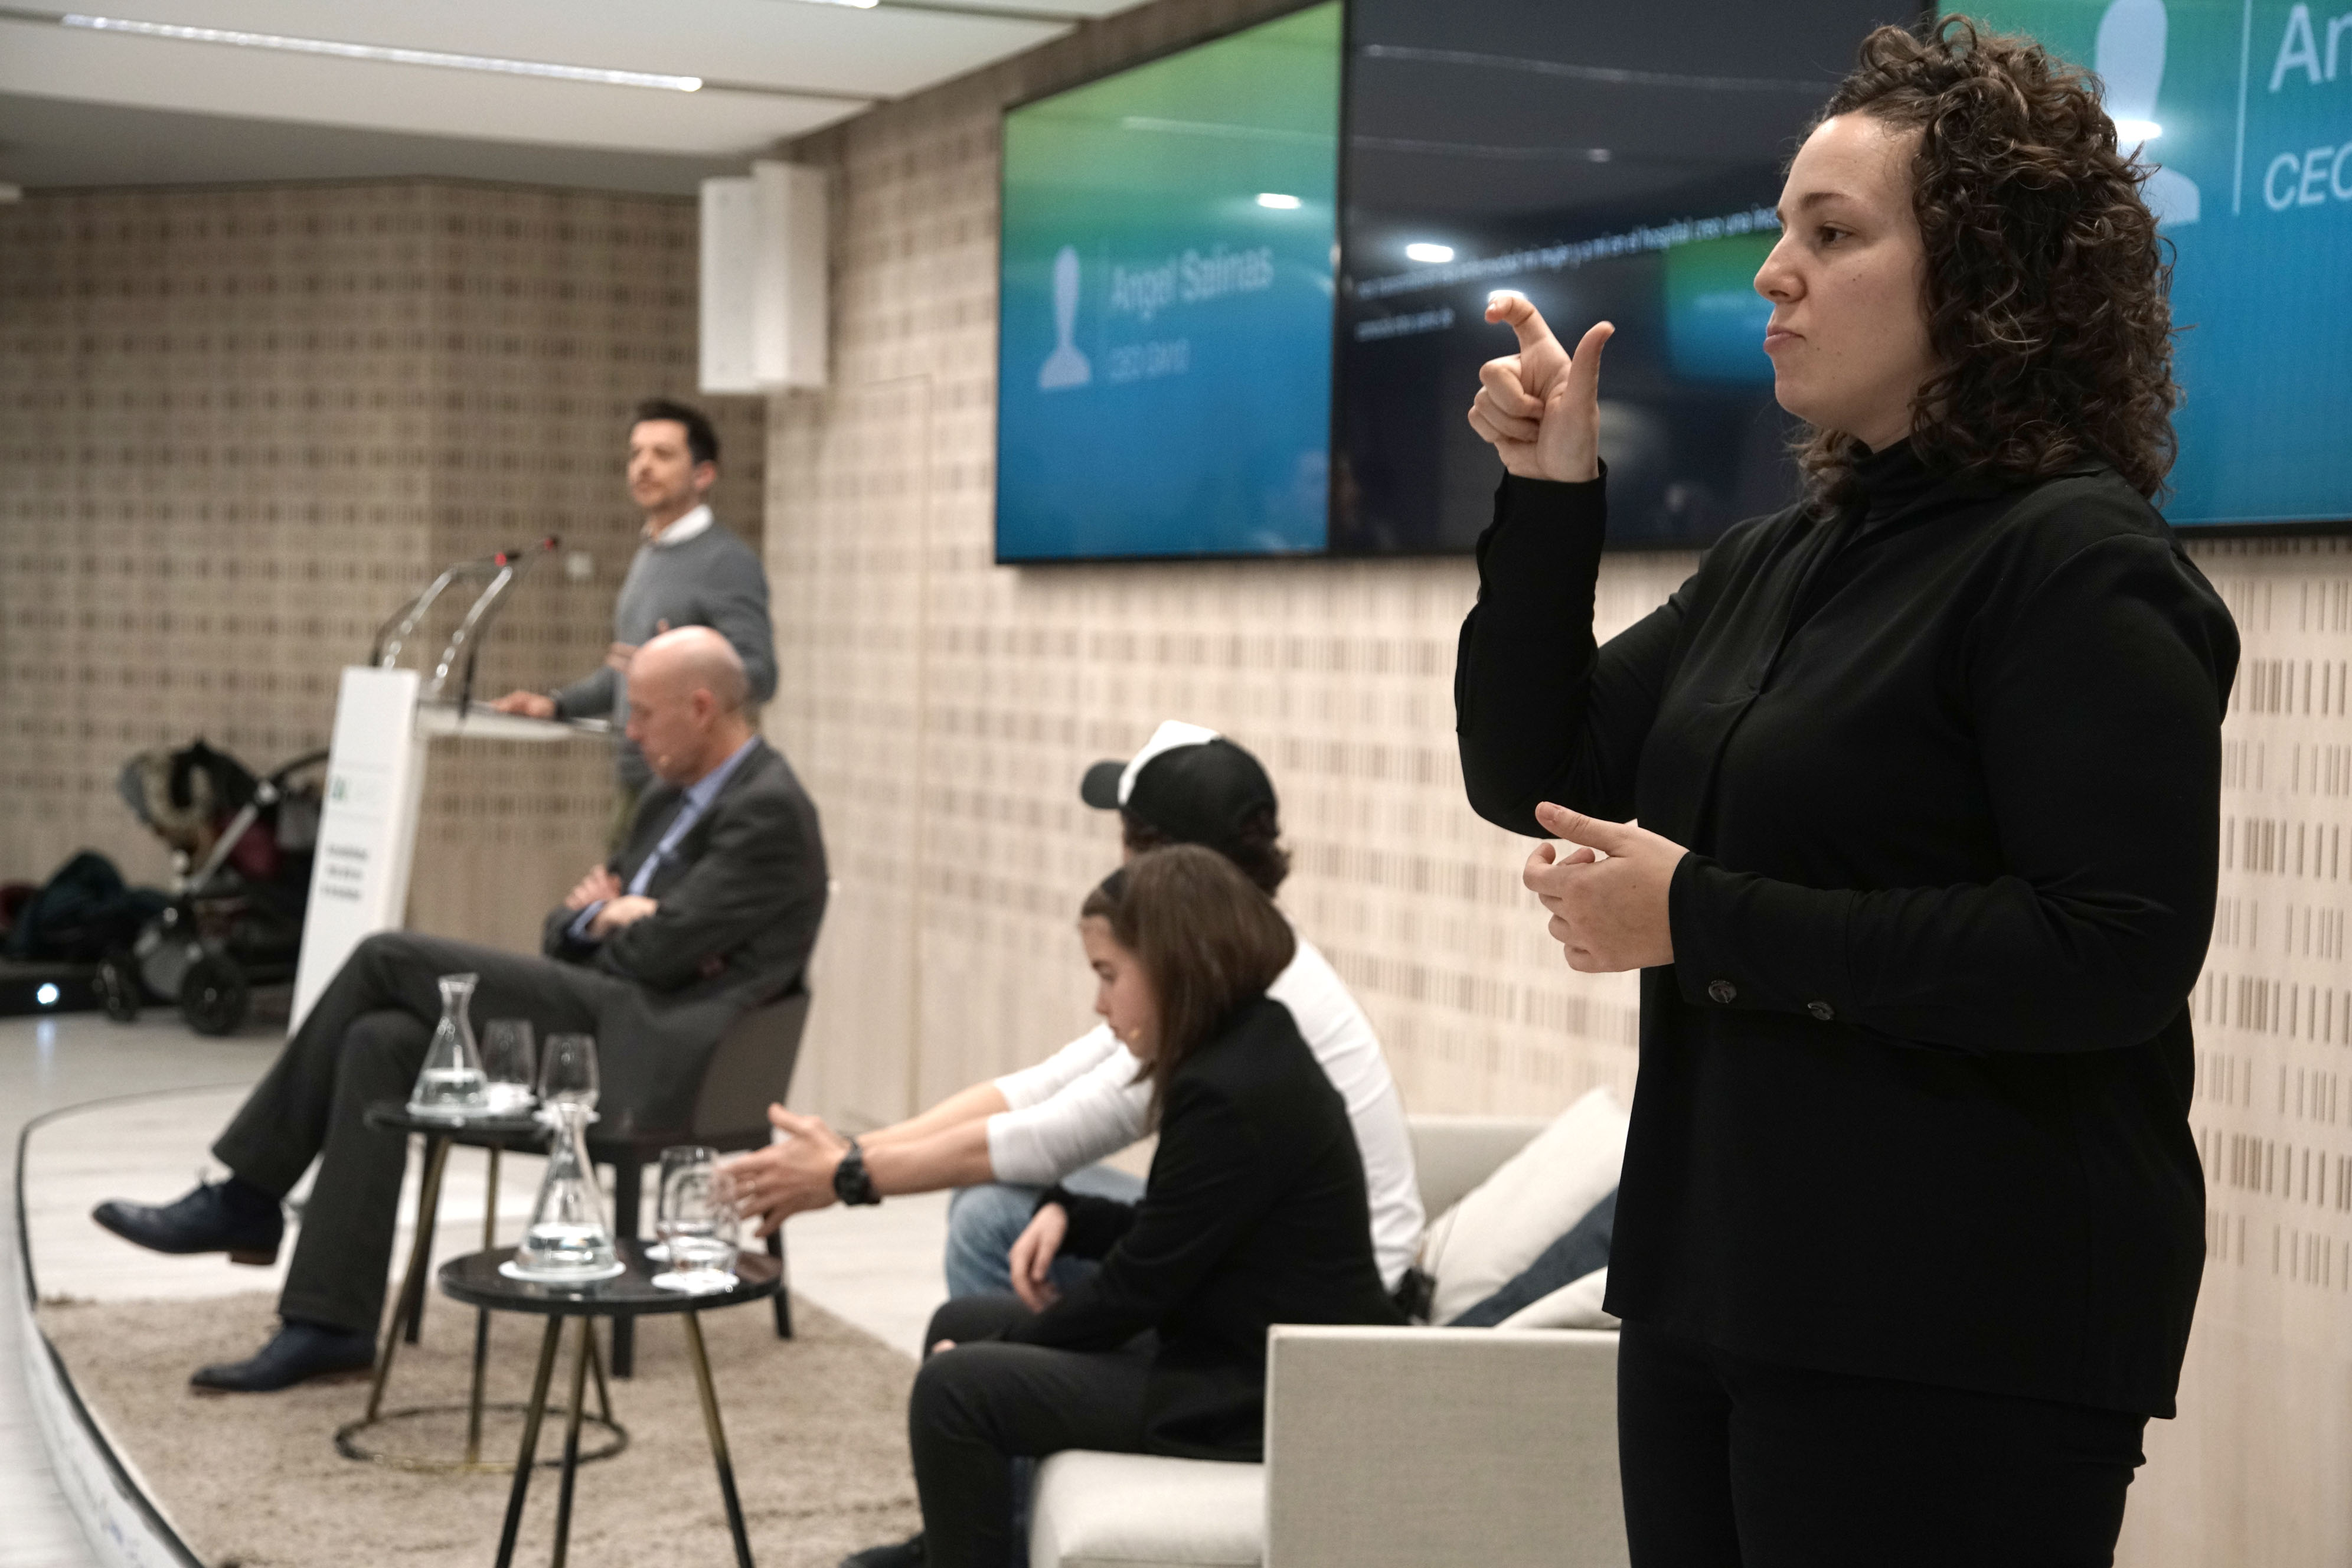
<box><xmin>1008</xmin><ymin>1202</ymin><xmax>1069</xmax><ymax>1312</ymax></box>
<box><xmin>1524</xmin><ymin>803</ymin><xmax>1687</xmax><ymax>972</ymax></box>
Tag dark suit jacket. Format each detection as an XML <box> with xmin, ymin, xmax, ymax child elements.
<box><xmin>1455</xmin><ymin>447</ymin><xmax>2237</xmax><ymax>1417</ymax></box>
<box><xmin>539</xmin><ymin>738</ymin><xmax>827</xmax><ymax>1128</ymax></box>
<box><xmin>1008</xmin><ymin>997</ymin><xmax>1405</xmax><ymax>1461</ymax></box>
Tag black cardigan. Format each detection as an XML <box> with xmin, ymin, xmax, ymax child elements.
<box><xmin>1006</xmin><ymin>996</ymin><xmax>1405</xmax><ymax>1459</ymax></box>
<box><xmin>1455</xmin><ymin>446</ymin><xmax>2238</xmax><ymax>1417</ymax></box>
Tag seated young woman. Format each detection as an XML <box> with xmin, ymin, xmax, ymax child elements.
<box><xmin>842</xmin><ymin>844</ymin><xmax>1406</xmax><ymax>1568</ymax></box>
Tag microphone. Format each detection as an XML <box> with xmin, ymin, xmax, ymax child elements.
<box><xmin>490</xmin><ymin>537</ymin><xmax>561</xmax><ymax>567</ymax></box>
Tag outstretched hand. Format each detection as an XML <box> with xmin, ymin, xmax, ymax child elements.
<box><xmin>731</xmin><ymin>1107</ymin><xmax>852</xmax><ymax>1238</ymax></box>
<box><xmin>1523</xmin><ymin>802</ymin><xmax>1685</xmax><ymax>972</ymax></box>
<box><xmin>1468</xmin><ymin>295</ymin><xmax>1614</xmax><ymax>483</ymax></box>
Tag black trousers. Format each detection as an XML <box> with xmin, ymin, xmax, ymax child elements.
<box><xmin>213</xmin><ymin>931</ymin><xmax>613</xmax><ymax>1336</ymax></box>
<box><xmin>1618</xmin><ymin>1320</ymin><xmax>2149</xmax><ymax>1568</ymax></box>
<box><xmin>908</xmin><ymin>1294</ymin><xmax>1155</xmax><ymax>1568</ymax></box>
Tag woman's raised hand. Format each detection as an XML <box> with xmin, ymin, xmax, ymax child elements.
<box><xmin>1467</xmin><ymin>295</ymin><xmax>1614</xmax><ymax>484</ymax></box>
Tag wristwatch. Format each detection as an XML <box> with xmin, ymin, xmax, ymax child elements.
<box><xmin>833</xmin><ymin>1137</ymin><xmax>882</xmax><ymax>1206</ymax></box>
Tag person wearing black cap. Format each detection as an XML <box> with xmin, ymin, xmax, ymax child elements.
<box><xmin>730</xmin><ymin>721</ymin><xmax>1423</xmax><ymax>1304</ymax></box>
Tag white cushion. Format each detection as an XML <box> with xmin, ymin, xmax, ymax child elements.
<box><xmin>1029</xmin><ymin>1450</ymin><xmax>1266</xmax><ymax>1568</ymax></box>
<box><xmin>1417</xmin><ymin>1085</ymin><xmax>1629</xmax><ymax>1326</ymax></box>
<box><xmin>1494</xmin><ymin>1265</ymin><xmax>1620</xmax><ymax>1330</ymax></box>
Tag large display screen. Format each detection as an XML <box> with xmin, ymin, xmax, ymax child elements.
<box><xmin>1332</xmin><ymin>1</ymin><xmax>1915</xmax><ymax>553</ymax></box>
<box><xmin>1966</xmin><ymin>0</ymin><xmax>2352</xmax><ymax>528</ymax></box>
<box><xmin>995</xmin><ymin>4</ymin><xmax>1341</xmax><ymax>561</ymax></box>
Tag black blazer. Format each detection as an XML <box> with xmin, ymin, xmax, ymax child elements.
<box><xmin>539</xmin><ymin>739</ymin><xmax>828</xmax><ymax>1126</ymax></box>
<box><xmin>1007</xmin><ymin>996</ymin><xmax>1405</xmax><ymax>1459</ymax></box>
<box><xmin>1456</xmin><ymin>450</ymin><xmax>2237</xmax><ymax>1417</ymax></box>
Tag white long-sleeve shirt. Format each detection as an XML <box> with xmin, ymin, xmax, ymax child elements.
<box><xmin>987</xmin><ymin>935</ymin><xmax>1423</xmax><ymax>1291</ymax></box>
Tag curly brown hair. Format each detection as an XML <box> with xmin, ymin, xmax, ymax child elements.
<box><xmin>1798</xmin><ymin>16</ymin><xmax>2178</xmax><ymax>509</ymax></box>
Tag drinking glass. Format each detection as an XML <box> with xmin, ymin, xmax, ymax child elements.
<box><xmin>652</xmin><ymin>1145</ymin><xmax>740</xmax><ymax>1292</ymax></box>
<box><xmin>538</xmin><ymin>1033</ymin><xmax>600</xmax><ymax>1113</ymax></box>
<box><xmin>481</xmin><ymin>1019</ymin><xmax>537</xmax><ymax>1115</ymax></box>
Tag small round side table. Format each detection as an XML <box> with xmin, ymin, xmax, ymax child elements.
<box><xmin>341</xmin><ymin>1101</ymin><xmax>623</xmax><ymax>1474</ymax></box>
<box><xmin>440</xmin><ymin>1240</ymin><xmax>781</xmax><ymax>1568</ymax></box>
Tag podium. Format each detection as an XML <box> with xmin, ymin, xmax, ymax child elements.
<box><xmin>289</xmin><ymin>544</ymin><xmax>611</xmax><ymax>1032</ymax></box>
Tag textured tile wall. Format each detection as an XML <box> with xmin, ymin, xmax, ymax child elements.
<box><xmin>0</xmin><ymin>180</ymin><xmax>762</xmax><ymax>953</ymax></box>
<box><xmin>762</xmin><ymin>2</ymin><xmax>2352</xmax><ymax>1561</ymax></box>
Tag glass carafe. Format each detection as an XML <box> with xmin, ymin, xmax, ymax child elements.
<box><xmin>406</xmin><ymin>973</ymin><xmax>487</xmax><ymax>1118</ymax></box>
<box><xmin>512</xmin><ymin>1101</ymin><xmax>619</xmax><ymax>1278</ymax></box>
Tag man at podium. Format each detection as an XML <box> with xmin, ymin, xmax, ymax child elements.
<box><xmin>90</xmin><ymin>628</ymin><xmax>828</xmax><ymax>1392</ymax></box>
<box><xmin>490</xmin><ymin>398</ymin><xmax>778</xmax><ymax>841</ymax></box>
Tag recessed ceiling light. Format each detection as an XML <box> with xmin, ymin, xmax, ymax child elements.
<box><xmin>58</xmin><ymin>12</ymin><xmax>705</xmax><ymax>91</ymax></box>
<box><xmin>1256</xmin><ymin>192</ymin><xmax>1302</xmax><ymax>209</ymax></box>
<box><xmin>1404</xmin><ymin>242</ymin><xmax>1455</xmax><ymax>263</ymax></box>
<box><xmin>2112</xmin><ymin>117</ymin><xmax>2162</xmax><ymax>143</ymax></box>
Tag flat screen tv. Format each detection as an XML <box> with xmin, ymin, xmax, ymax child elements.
<box><xmin>995</xmin><ymin>3</ymin><xmax>1342</xmax><ymax>561</ymax></box>
<box><xmin>998</xmin><ymin>0</ymin><xmax>2352</xmax><ymax>563</ymax></box>
<box><xmin>1332</xmin><ymin>0</ymin><xmax>1919</xmax><ymax>553</ymax></box>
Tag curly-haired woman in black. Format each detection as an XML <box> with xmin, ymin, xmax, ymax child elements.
<box><xmin>1456</xmin><ymin>18</ymin><xmax>2237</xmax><ymax>1566</ymax></box>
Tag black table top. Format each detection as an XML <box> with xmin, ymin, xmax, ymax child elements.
<box><xmin>364</xmin><ymin>1097</ymin><xmax>554</xmax><ymax>1149</ymax></box>
<box><xmin>439</xmin><ymin>1241</ymin><xmax>782</xmax><ymax>1317</ymax></box>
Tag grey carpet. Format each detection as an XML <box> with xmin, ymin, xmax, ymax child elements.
<box><xmin>40</xmin><ymin>1289</ymin><xmax>921</xmax><ymax>1567</ymax></box>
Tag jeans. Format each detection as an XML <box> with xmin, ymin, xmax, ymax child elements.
<box><xmin>1617</xmin><ymin>1319</ymin><xmax>2148</xmax><ymax>1568</ymax></box>
<box><xmin>942</xmin><ymin>1163</ymin><xmax>1147</xmax><ymax>1299</ymax></box>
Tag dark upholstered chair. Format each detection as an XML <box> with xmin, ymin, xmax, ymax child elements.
<box><xmin>590</xmin><ymin>984</ymin><xmax>812</xmax><ymax>1376</ymax></box>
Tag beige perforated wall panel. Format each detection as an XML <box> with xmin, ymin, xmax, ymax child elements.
<box><xmin>0</xmin><ymin>181</ymin><xmax>761</xmax><ymax>952</ymax></box>
<box><xmin>2126</xmin><ymin>538</ymin><xmax>2352</xmax><ymax>1567</ymax></box>
<box><xmin>759</xmin><ymin>2</ymin><xmax>2350</xmax><ymax>1560</ymax></box>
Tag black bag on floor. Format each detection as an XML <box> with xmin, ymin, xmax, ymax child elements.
<box><xmin>4</xmin><ymin>851</ymin><xmax>166</xmax><ymax>963</ymax></box>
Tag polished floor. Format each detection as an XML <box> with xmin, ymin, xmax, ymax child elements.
<box><xmin>2</xmin><ymin>1006</ymin><xmax>949</xmax><ymax>1566</ymax></box>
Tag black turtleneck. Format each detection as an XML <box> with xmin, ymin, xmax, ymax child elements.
<box><xmin>1455</xmin><ymin>454</ymin><xmax>2239</xmax><ymax>1417</ymax></box>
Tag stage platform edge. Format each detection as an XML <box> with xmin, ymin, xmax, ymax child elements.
<box><xmin>16</xmin><ymin>1100</ymin><xmax>205</xmax><ymax>1568</ymax></box>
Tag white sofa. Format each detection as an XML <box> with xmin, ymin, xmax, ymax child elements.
<box><xmin>1027</xmin><ymin>1115</ymin><xmax>1629</xmax><ymax>1568</ymax></box>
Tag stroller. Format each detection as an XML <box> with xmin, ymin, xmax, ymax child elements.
<box><xmin>104</xmin><ymin>740</ymin><xmax>329</xmax><ymax>1035</ymax></box>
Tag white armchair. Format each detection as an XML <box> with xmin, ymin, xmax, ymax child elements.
<box><xmin>1027</xmin><ymin>1115</ymin><xmax>1629</xmax><ymax>1568</ymax></box>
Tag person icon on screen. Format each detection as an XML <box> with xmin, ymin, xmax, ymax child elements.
<box><xmin>1038</xmin><ymin>244</ymin><xmax>1093</xmax><ymax>391</ymax></box>
<box><xmin>2097</xmin><ymin>0</ymin><xmax>2199</xmax><ymax>227</ymax></box>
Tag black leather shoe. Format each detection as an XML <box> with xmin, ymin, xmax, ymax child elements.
<box><xmin>839</xmin><ymin>1535</ymin><xmax>924</xmax><ymax>1568</ymax></box>
<box><xmin>93</xmin><ymin>1179</ymin><xmax>283</xmax><ymax>1265</ymax></box>
<box><xmin>191</xmin><ymin>1321</ymin><xmax>375</xmax><ymax>1393</ymax></box>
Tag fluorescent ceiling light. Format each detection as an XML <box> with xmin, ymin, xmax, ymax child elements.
<box><xmin>2113</xmin><ymin>117</ymin><xmax>2162</xmax><ymax>143</ymax></box>
<box><xmin>1256</xmin><ymin>192</ymin><xmax>1301</xmax><ymax>209</ymax></box>
<box><xmin>1404</xmin><ymin>242</ymin><xmax>1455</xmax><ymax>263</ymax></box>
<box><xmin>59</xmin><ymin>12</ymin><xmax>705</xmax><ymax>91</ymax></box>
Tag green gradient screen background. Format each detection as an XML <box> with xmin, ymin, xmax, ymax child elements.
<box><xmin>996</xmin><ymin>4</ymin><xmax>1340</xmax><ymax>560</ymax></box>
<box><xmin>1964</xmin><ymin>0</ymin><xmax>2352</xmax><ymax>524</ymax></box>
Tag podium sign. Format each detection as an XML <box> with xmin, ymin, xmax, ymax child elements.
<box><xmin>289</xmin><ymin>667</ymin><xmax>427</xmax><ymax>1033</ymax></box>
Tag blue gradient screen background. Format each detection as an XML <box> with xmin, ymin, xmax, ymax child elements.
<box><xmin>1967</xmin><ymin>0</ymin><xmax>2352</xmax><ymax>525</ymax></box>
<box><xmin>995</xmin><ymin>4</ymin><xmax>1340</xmax><ymax>561</ymax></box>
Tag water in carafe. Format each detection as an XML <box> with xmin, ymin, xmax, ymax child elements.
<box><xmin>408</xmin><ymin>973</ymin><xmax>488</xmax><ymax>1115</ymax></box>
<box><xmin>515</xmin><ymin>1101</ymin><xmax>617</xmax><ymax>1277</ymax></box>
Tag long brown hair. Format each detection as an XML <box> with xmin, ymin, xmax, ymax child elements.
<box><xmin>1798</xmin><ymin>17</ymin><xmax>2179</xmax><ymax>511</ymax></box>
<box><xmin>1080</xmin><ymin>845</ymin><xmax>1296</xmax><ymax>1113</ymax></box>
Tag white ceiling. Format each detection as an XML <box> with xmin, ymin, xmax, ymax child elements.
<box><xmin>0</xmin><ymin>0</ymin><xmax>1141</xmax><ymax>193</ymax></box>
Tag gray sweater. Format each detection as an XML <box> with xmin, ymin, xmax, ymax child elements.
<box><xmin>554</xmin><ymin>519</ymin><xmax>777</xmax><ymax>789</ymax></box>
